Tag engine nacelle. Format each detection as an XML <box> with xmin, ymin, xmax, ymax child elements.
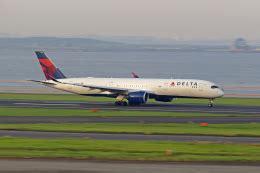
<box><xmin>127</xmin><ymin>91</ymin><xmax>148</xmax><ymax>105</ymax></box>
<box><xmin>154</xmin><ymin>96</ymin><xmax>173</xmax><ymax>102</ymax></box>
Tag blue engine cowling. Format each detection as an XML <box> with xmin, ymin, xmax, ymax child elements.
<box><xmin>127</xmin><ymin>91</ymin><xmax>148</xmax><ymax>105</ymax></box>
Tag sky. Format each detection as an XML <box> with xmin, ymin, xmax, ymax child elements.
<box><xmin>1</xmin><ymin>0</ymin><xmax>260</xmax><ymax>40</ymax></box>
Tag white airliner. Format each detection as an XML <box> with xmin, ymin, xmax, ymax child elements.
<box><xmin>32</xmin><ymin>51</ymin><xmax>224</xmax><ymax>107</ymax></box>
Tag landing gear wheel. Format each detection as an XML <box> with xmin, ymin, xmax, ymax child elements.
<box><xmin>114</xmin><ymin>101</ymin><xmax>121</xmax><ymax>106</ymax></box>
<box><xmin>208</xmin><ymin>99</ymin><xmax>214</xmax><ymax>108</ymax></box>
<box><xmin>122</xmin><ymin>101</ymin><xmax>128</xmax><ymax>106</ymax></box>
<box><xmin>114</xmin><ymin>101</ymin><xmax>128</xmax><ymax>106</ymax></box>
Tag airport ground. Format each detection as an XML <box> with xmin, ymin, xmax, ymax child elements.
<box><xmin>1</xmin><ymin>159</ymin><xmax>260</xmax><ymax>173</ymax></box>
<box><xmin>0</xmin><ymin>93</ymin><xmax>260</xmax><ymax>172</ymax></box>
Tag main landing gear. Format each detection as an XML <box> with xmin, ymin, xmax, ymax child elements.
<box><xmin>208</xmin><ymin>99</ymin><xmax>214</xmax><ymax>108</ymax></box>
<box><xmin>114</xmin><ymin>95</ymin><xmax>128</xmax><ymax>106</ymax></box>
<box><xmin>114</xmin><ymin>101</ymin><xmax>128</xmax><ymax>106</ymax></box>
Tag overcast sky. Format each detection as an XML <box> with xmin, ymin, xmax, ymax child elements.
<box><xmin>1</xmin><ymin>0</ymin><xmax>260</xmax><ymax>40</ymax></box>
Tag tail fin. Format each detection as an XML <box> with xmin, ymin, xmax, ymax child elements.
<box><xmin>35</xmin><ymin>51</ymin><xmax>66</xmax><ymax>80</ymax></box>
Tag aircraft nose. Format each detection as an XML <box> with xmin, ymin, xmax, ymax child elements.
<box><xmin>218</xmin><ymin>89</ymin><xmax>224</xmax><ymax>97</ymax></box>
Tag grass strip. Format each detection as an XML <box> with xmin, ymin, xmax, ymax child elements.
<box><xmin>0</xmin><ymin>137</ymin><xmax>259</xmax><ymax>161</ymax></box>
<box><xmin>0</xmin><ymin>107</ymin><xmax>243</xmax><ymax>117</ymax></box>
<box><xmin>1</xmin><ymin>123</ymin><xmax>260</xmax><ymax>137</ymax></box>
<box><xmin>1</xmin><ymin>93</ymin><xmax>260</xmax><ymax>106</ymax></box>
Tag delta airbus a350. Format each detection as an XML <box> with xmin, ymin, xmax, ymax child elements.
<box><xmin>31</xmin><ymin>51</ymin><xmax>224</xmax><ymax>107</ymax></box>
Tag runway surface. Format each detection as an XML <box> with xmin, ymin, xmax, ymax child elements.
<box><xmin>0</xmin><ymin>116</ymin><xmax>260</xmax><ymax>124</ymax></box>
<box><xmin>1</xmin><ymin>100</ymin><xmax>260</xmax><ymax>114</ymax></box>
<box><xmin>0</xmin><ymin>159</ymin><xmax>259</xmax><ymax>173</ymax></box>
<box><xmin>1</xmin><ymin>99</ymin><xmax>260</xmax><ymax>143</ymax></box>
<box><xmin>0</xmin><ymin>130</ymin><xmax>259</xmax><ymax>143</ymax></box>
<box><xmin>1</xmin><ymin>99</ymin><xmax>260</xmax><ymax>124</ymax></box>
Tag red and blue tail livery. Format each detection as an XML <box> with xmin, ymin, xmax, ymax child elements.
<box><xmin>35</xmin><ymin>51</ymin><xmax>66</xmax><ymax>80</ymax></box>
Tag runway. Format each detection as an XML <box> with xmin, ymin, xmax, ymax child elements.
<box><xmin>0</xmin><ymin>159</ymin><xmax>259</xmax><ymax>173</ymax></box>
<box><xmin>0</xmin><ymin>116</ymin><xmax>260</xmax><ymax>124</ymax></box>
<box><xmin>2</xmin><ymin>100</ymin><xmax>260</xmax><ymax>114</ymax></box>
<box><xmin>0</xmin><ymin>99</ymin><xmax>260</xmax><ymax>143</ymax></box>
<box><xmin>0</xmin><ymin>130</ymin><xmax>259</xmax><ymax>143</ymax></box>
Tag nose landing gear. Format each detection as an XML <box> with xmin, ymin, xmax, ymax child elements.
<box><xmin>208</xmin><ymin>99</ymin><xmax>214</xmax><ymax>108</ymax></box>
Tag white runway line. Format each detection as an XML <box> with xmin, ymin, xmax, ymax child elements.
<box><xmin>13</xmin><ymin>103</ymin><xmax>79</xmax><ymax>106</ymax></box>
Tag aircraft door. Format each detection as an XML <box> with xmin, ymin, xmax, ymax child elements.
<box><xmin>199</xmin><ymin>83</ymin><xmax>206</xmax><ymax>92</ymax></box>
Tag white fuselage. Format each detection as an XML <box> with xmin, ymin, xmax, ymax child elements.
<box><xmin>46</xmin><ymin>78</ymin><xmax>224</xmax><ymax>99</ymax></box>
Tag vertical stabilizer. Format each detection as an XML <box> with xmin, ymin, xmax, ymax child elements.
<box><xmin>35</xmin><ymin>51</ymin><xmax>66</xmax><ymax>80</ymax></box>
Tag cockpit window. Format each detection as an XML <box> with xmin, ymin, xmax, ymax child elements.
<box><xmin>211</xmin><ymin>85</ymin><xmax>219</xmax><ymax>89</ymax></box>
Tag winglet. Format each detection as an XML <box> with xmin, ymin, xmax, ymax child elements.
<box><xmin>131</xmin><ymin>72</ymin><xmax>139</xmax><ymax>78</ymax></box>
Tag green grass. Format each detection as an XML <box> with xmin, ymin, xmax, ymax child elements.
<box><xmin>1</xmin><ymin>123</ymin><xmax>260</xmax><ymax>137</ymax></box>
<box><xmin>1</xmin><ymin>93</ymin><xmax>260</xmax><ymax>106</ymax></box>
<box><xmin>0</xmin><ymin>137</ymin><xmax>259</xmax><ymax>161</ymax></box>
<box><xmin>0</xmin><ymin>107</ymin><xmax>244</xmax><ymax>117</ymax></box>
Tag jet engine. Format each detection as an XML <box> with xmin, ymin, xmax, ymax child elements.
<box><xmin>154</xmin><ymin>95</ymin><xmax>173</xmax><ymax>102</ymax></box>
<box><xmin>127</xmin><ymin>91</ymin><xmax>148</xmax><ymax>105</ymax></box>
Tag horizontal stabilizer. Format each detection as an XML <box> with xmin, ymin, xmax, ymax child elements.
<box><xmin>28</xmin><ymin>80</ymin><xmax>57</xmax><ymax>85</ymax></box>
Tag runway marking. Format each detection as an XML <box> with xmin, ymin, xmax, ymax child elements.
<box><xmin>13</xmin><ymin>103</ymin><xmax>79</xmax><ymax>106</ymax></box>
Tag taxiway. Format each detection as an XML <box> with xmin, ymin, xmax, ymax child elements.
<box><xmin>1</xmin><ymin>100</ymin><xmax>260</xmax><ymax>114</ymax></box>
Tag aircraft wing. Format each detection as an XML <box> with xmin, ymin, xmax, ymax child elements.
<box><xmin>52</xmin><ymin>78</ymin><xmax>154</xmax><ymax>94</ymax></box>
<box><xmin>50</xmin><ymin>78</ymin><xmax>129</xmax><ymax>93</ymax></box>
<box><xmin>72</xmin><ymin>83</ymin><xmax>155</xmax><ymax>95</ymax></box>
<box><xmin>68</xmin><ymin>82</ymin><xmax>129</xmax><ymax>93</ymax></box>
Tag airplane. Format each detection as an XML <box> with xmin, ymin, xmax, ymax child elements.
<box><xmin>31</xmin><ymin>51</ymin><xmax>224</xmax><ymax>107</ymax></box>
